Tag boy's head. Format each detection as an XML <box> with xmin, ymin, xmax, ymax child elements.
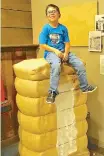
<box><xmin>45</xmin><ymin>4</ymin><xmax>61</xmax><ymax>22</ymax></box>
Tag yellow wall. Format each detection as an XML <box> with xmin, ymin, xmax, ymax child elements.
<box><xmin>31</xmin><ymin>0</ymin><xmax>104</xmax><ymax>147</ymax></box>
<box><xmin>60</xmin><ymin>1</ymin><xmax>97</xmax><ymax>46</ymax></box>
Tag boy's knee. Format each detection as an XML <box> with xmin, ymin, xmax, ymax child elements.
<box><xmin>78</xmin><ymin>63</ymin><xmax>86</xmax><ymax>72</ymax></box>
<box><xmin>52</xmin><ymin>63</ymin><xmax>61</xmax><ymax>74</ymax></box>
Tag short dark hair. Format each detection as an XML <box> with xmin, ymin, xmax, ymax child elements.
<box><xmin>45</xmin><ymin>4</ymin><xmax>60</xmax><ymax>16</ymax></box>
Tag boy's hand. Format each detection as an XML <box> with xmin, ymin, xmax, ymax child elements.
<box><xmin>63</xmin><ymin>53</ymin><xmax>69</xmax><ymax>61</ymax></box>
<box><xmin>55</xmin><ymin>50</ymin><xmax>64</xmax><ymax>59</ymax></box>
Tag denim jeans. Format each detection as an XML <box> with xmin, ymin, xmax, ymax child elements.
<box><xmin>45</xmin><ymin>52</ymin><xmax>88</xmax><ymax>93</ymax></box>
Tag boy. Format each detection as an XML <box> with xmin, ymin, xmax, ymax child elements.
<box><xmin>39</xmin><ymin>4</ymin><xmax>97</xmax><ymax>104</ymax></box>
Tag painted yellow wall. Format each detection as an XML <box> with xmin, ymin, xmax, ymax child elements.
<box><xmin>60</xmin><ymin>1</ymin><xmax>97</xmax><ymax>46</ymax></box>
<box><xmin>31</xmin><ymin>0</ymin><xmax>104</xmax><ymax>147</ymax></box>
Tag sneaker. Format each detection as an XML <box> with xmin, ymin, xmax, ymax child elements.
<box><xmin>83</xmin><ymin>85</ymin><xmax>97</xmax><ymax>93</ymax></box>
<box><xmin>46</xmin><ymin>92</ymin><xmax>57</xmax><ymax>104</ymax></box>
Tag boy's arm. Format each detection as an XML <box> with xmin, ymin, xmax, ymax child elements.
<box><xmin>63</xmin><ymin>26</ymin><xmax>70</xmax><ymax>61</ymax></box>
<box><xmin>63</xmin><ymin>42</ymin><xmax>70</xmax><ymax>61</ymax></box>
<box><xmin>64</xmin><ymin>42</ymin><xmax>70</xmax><ymax>54</ymax></box>
<box><xmin>40</xmin><ymin>44</ymin><xmax>64</xmax><ymax>58</ymax></box>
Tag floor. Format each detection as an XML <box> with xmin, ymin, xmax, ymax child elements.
<box><xmin>88</xmin><ymin>139</ymin><xmax>104</xmax><ymax>156</ymax></box>
<box><xmin>90</xmin><ymin>149</ymin><xmax>104</xmax><ymax>156</ymax></box>
<box><xmin>1</xmin><ymin>143</ymin><xmax>104</xmax><ymax>156</ymax></box>
<box><xmin>1</xmin><ymin>143</ymin><xmax>19</xmax><ymax>156</ymax></box>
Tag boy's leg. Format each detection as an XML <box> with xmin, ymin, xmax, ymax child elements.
<box><xmin>68</xmin><ymin>52</ymin><xmax>97</xmax><ymax>92</ymax></box>
<box><xmin>45</xmin><ymin>52</ymin><xmax>61</xmax><ymax>103</ymax></box>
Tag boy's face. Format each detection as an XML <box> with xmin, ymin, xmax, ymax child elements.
<box><xmin>46</xmin><ymin>7</ymin><xmax>60</xmax><ymax>22</ymax></box>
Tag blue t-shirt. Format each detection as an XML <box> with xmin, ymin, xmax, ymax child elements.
<box><xmin>39</xmin><ymin>23</ymin><xmax>70</xmax><ymax>58</ymax></box>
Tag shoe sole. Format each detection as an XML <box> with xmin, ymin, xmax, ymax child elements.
<box><xmin>83</xmin><ymin>86</ymin><xmax>97</xmax><ymax>93</ymax></box>
<box><xmin>46</xmin><ymin>100</ymin><xmax>55</xmax><ymax>104</ymax></box>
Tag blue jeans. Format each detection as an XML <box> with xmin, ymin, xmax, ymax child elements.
<box><xmin>45</xmin><ymin>52</ymin><xmax>88</xmax><ymax>93</ymax></box>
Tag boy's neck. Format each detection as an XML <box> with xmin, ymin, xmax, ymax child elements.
<box><xmin>49</xmin><ymin>21</ymin><xmax>59</xmax><ymax>28</ymax></box>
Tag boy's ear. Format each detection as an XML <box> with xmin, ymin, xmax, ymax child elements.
<box><xmin>59</xmin><ymin>14</ymin><xmax>61</xmax><ymax>18</ymax></box>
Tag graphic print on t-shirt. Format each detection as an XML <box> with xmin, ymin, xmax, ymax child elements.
<box><xmin>49</xmin><ymin>34</ymin><xmax>60</xmax><ymax>44</ymax></box>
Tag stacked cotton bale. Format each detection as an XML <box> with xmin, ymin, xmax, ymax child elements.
<box><xmin>13</xmin><ymin>58</ymin><xmax>90</xmax><ymax>156</ymax></box>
